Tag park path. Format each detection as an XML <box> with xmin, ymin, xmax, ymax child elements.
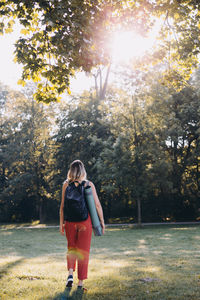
<box><xmin>1</xmin><ymin>221</ymin><xmax>200</xmax><ymax>230</ymax></box>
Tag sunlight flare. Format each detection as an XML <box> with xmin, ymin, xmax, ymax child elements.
<box><xmin>111</xmin><ymin>31</ymin><xmax>149</xmax><ymax>62</ymax></box>
<box><xmin>110</xmin><ymin>21</ymin><xmax>161</xmax><ymax>63</ymax></box>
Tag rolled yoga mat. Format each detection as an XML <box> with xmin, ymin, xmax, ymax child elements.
<box><xmin>84</xmin><ymin>185</ymin><xmax>102</xmax><ymax>236</ymax></box>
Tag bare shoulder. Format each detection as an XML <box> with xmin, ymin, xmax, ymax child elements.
<box><xmin>63</xmin><ymin>180</ymin><xmax>68</xmax><ymax>189</ymax></box>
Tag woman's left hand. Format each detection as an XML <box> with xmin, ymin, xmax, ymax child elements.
<box><xmin>59</xmin><ymin>224</ymin><xmax>64</xmax><ymax>235</ymax></box>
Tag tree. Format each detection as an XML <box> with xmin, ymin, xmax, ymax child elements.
<box><xmin>93</xmin><ymin>86</ymin><xmax>152</xmax><ymax>225</ymax></box>
<box><xmin>0</xmin><ymin>84</ymin><xmax>57</xmax><ymax>222</ymax></box>
<box><xmin>145</xmin><ymin>71</ymin><xmax>200</xmax><ymax>221</ymax></box>
<box><xmin>1</xmin><ymin>1</ymin><xmax>200</xmax><ymax>102</ymax></box>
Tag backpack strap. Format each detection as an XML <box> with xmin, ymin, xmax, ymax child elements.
<box><xmin>72</xmin><ymin>180</ymin><xmax>89</xmax><ymax>187</ymax></box>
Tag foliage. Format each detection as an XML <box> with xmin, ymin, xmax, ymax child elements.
<box><xmin>1</xmin><ymin>63</ymin><xmax>200</xmax><ymax>223</ymax></box>
<box><xmin>0</xmin><ymin>84</ymin><xmax>57</xmax><ymax>222</ymax></box>
<box><xmin>1</xmin><ymin>1</ymin><xmax>200</xmax><ymax>101</ymax></box>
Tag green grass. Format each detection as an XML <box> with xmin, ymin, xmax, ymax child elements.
<box><xmin>1</xmin><ymin>224</ymin><xmax>200</xmax><ymax>300</ymax></box>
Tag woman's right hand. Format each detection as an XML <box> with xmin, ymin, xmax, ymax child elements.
<box><xmin>101</xmin><ymin>221</ymin><xmax>105</xmax><ymax>235</ymax></box>
<box><xmin>59</xmin><ymin>224</ymin><xmax>64</xmax><ymax>235</ymax></box>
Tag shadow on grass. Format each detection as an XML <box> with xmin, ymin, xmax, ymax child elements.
<box><xmin>0</xmin><ymin>258</ymin><xmax>24</xmax><ymax>279</ymax></box>
<box><xmin>0</xmin><ymin>227</ymin><xmax>67</xmax><ymax>258</ymax></box>
<box><xmin>42</xmin><ymin>287</ymin><xmax>84</xmax><ymax>300</ymax></box>
<box><xmin>40</xmin><ymin>273</ymin><xmax>138</xmax><ymax>300</ymax></box>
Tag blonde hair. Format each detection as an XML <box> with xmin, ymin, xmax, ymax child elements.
<box><xmin>67</xmin><ymin>160</ymin><xmax>87</xmax><ymax>183</ymax></box>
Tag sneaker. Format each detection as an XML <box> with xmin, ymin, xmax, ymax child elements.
<box><xmin>77</xmin><ymin>286</ymin><xmax>87</xmax><ymax>292</ymax></box>
<box><xmin>66</xmin><ymin>275</ymin><xmax>73</xmax><ymax>287</ymax></box>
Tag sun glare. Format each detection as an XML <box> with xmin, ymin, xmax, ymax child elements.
<box><xmin>111</xmin><ymin>31</ymin><xmax>153</xmax><ymax>63</ymax></box>
<box><xmin>111</xmin><ymin>21</ymin><xmax>161</xmax><ymax>64</ymax></box>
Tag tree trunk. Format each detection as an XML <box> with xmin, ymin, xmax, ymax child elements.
<box><xmin>93</xmin><ymin>65</ymin><xmax>111</xmax><ymax>100</ymax></box>
<box><xmin>107</xmin><ymin>194</ymin><xmax>112</xmax><ymax>221</ymax></box>
<box><xmin>137</xmin><ymin>197</ymin><xmax>142</xmax><ymax>227</ymax></box>
<box><xmin>39</xmin><ymin>200</ymin><xmax>46</xmax><ymax>223</ymax></box>
<box><xmin>100</xmin><ymin>64</ymin><xmax>111</xmax><ymax>100</ymax></box>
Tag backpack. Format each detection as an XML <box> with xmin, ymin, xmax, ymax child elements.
<box><xmin>64</xmin><ymin>181</ymin><xmax>88</xmax><ymax>222</ymax></box>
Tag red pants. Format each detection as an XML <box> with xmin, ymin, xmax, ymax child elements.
<box><xmin>65</xmin><ymin>216</ymin><xmax>92</xmax><ymax>280</ymax></box>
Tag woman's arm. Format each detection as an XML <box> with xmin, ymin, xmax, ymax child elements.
<box><xmin>89</xmin><ymin>181</ymin><xmax>105</xmax><ymax>234</ymax></box>
<box><xmin>59</xmin><ymin>181</ymin><xmax>68</xmax><ymax>235</ymax></box>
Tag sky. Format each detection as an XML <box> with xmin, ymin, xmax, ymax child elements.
<box><xmin>0</xmin><ymin>24</ymin><xmax>94</xmax><ymax>94</ymax></box>
<box><xmin>0</xmin><ymin>25</ymin><xmax>22</xmax><ymax>90</ymax></box>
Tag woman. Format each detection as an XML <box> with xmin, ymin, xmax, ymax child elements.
<box><xmin>59</xmin><ymin>160</ymin><xmax>105</xmax><ymax>290</ymax></box>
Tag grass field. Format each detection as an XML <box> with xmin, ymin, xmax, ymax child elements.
<box><xmin>1</xmin><ymin>224</ymin><xmax>200</xmax><ymax>300</ymax></box>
